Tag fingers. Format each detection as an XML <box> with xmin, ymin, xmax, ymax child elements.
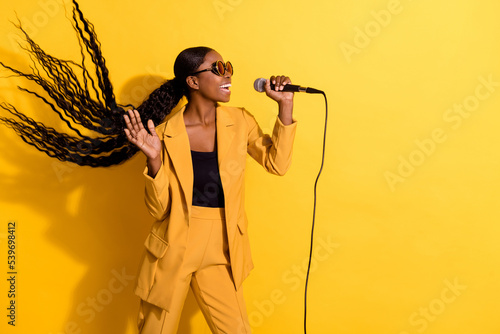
<box><xmin>134</xmin><ymin>110</ymin><xmax>146</xmax><ymax>131</ymax></box>
<box><xmin>123</xmin><ymin>110</ymin><xmax>156</xmax><ymax>151</ymax></box>
<box><xmin>123</xmin><ymin>109</ymin><xmax>145</xmax><ymax>138</ymax></box>
<box><xmin>123</xmin><ymin>113</ymin><xmax>132</xmax><ymax>130</ymax></box>
<box><xmin>128</xmin><ymin>109</ymin><xmax>141</xmax><ymax>133</ymax></box>
<box><xmin>124</xmin><ymin>127</ymin><xmax>138</xmax><ymax>146</ymax></box>
<box><xmin>270</xmin><ymin>75</ymin><xmax>291</xmax><ymax>91</ymax></box>
<box><xmin>123</xmin><ymin>113</ymin><xmax>136</xmax><ymax>142</ymax></box>
<box><xmin>264</xmin><ymin>75</ymin><xmax>295</xmax><ymax>104</ymax></box>
<box><xmin>147</xmin><ymin>119</ymin><xmax>158</xmax><ymax>138</ymax></box>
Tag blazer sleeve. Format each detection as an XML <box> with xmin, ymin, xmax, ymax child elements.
<box><xmin>243</xmin><ymin>108</ymin><xmax>297</xmax><ymax>176</ymax></box>
<box><xmin>143</xmin><ymin>124</ymin><xmax>171</xmax><ymax>221</ymax></box>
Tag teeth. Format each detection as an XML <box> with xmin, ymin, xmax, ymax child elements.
<box><xmin>220</xmin><ymin>84</ymin><xmax>231</xmax><ymax>88</ymax></box>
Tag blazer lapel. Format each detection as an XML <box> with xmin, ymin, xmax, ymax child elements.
<box><xmin>216</xmin><ymin>106</ymin><xmax>237</xmax><ymax>238</ymax></box>
<box><xmin>216</xmin><ymin>105</ymin><xmax>236</xmax><ymax>168</ymax></box>
<box><xmin>162</xmin><ymin>106</ymin><xmax>193</xmax><ymax>217</ymax></box>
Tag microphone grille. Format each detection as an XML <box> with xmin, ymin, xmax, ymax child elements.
<box><xmin>253</xmin><ymin>78</ymin><xmax>266</xmax><ymax>92</ymax></box>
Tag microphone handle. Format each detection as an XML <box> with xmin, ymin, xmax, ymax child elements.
<box><xmin>270</xmin><ymin>83</ymin><xmax>300</xmax><ymax>92</ymax></box>
<box><xmin>269</xmin><ymin>83</ymin><xmax>323</xmax><ymax>94</ymax></box>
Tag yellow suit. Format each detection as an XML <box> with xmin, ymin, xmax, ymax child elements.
<box><xmin>134</xmin><ymin>104</ymin><xmax>297</xmax><ymax>312</ymax></box>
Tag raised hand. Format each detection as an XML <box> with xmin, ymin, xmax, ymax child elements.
<box><xmin>264</xmin><ymin>75</ymin><xmax>294</xmax><ymax>126</ymax></box>
<box><xmin>123</xmin><ymin>109</ymin><xmax>161</xmax><ymax>161</ymax></box>
<box><xmin>264</xmin><ymin>75</ymin><xmax>294</xmax><ymax>104</ymax></box>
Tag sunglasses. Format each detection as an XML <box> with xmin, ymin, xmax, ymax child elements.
<box><xmin>190</xmin><ymin>61</ymin><xmax>233</xmax><ymax>77</ymax></box>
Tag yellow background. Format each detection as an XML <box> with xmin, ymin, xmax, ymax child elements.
<box><xmin>1</xmin><ymin>0</ymin><xmax>500</xmax><ymax>333</ymax></box>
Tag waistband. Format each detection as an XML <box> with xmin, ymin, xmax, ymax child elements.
<box><xmin>191</xmin><ymin>205</ymin><xmax>225</xmax><ymax>220</ymax></box>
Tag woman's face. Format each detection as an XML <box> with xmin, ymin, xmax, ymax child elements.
<box><xmin>191</xmin><ymin>50</ymin><xmax>232</xmax><ymax>103</ymax></box>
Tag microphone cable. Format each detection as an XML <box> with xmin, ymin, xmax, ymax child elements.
<box><xmin>304</xmin><ymin>91</ymin><xmax>328</xmax><ymax>334</ymax></box>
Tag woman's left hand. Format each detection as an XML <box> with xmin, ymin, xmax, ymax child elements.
<box><xmin>264</xmin><ymin>75</ymin><xmax>294</xmax><ymax>125</ymax></box>
<box><xmin>264</xmin><ymin>75</ymin><xmax>295</xmax><ymax>104</ymax></box>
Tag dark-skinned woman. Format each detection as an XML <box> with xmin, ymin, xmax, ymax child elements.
<box><xmin>124</xmin><ymin>47</ymin><xmax>297</xmax><ymax>333</ymax></box>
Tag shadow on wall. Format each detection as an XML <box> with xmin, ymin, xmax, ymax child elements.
<box><xmin>0</xmin><ymin>66</ymin><xmax>205</xmax><ymax>333</ymax></box>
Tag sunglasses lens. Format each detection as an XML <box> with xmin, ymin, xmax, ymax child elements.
<box><xmin>211</xmin><ymin>61</ymin><xmax>233</xmax><ymax>76</ymax></box>
<box><xmin>215</xmin><ymin>61</ymin><xmax>225</xmax><ymax>76</ymax></box>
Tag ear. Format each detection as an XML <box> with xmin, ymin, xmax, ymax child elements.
<box><xmin>186</xmin><ymin>76</ymin><xmax>199</xmax><ymax>90</ymax></box>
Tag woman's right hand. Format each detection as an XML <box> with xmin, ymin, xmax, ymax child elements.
<box><xmin>124</xmin><ymin>109</ymin><xmax>161</xmax><ymax>161</ymax></box>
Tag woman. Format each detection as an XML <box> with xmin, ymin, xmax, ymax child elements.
<box><xmin>123</xmin><ymin>47</ymin><xmax>297</xmax><ymax>333</ymax></box>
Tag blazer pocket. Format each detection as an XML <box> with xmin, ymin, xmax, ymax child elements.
<box><xmin>237</xmin><ymin>216</ymin><xmax>248</xmax><ymax>235</ymax></box>
<box><xmin>136</xmin><ymin>232</ymin><xmax>169</xmax><ymax>294</ymax></box>
<box><xmin>144</xmin><ymin>232</ymin><xmax>169</xmax><ymax>258</ymax></box>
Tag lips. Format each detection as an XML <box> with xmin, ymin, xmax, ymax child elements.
<box><xmin>220</xmin><ymin>83</ymin><xmax>231</xmax><ymax>92</ymax></box>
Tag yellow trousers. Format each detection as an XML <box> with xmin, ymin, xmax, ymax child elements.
<box><xmin>138</xmin><ymin>206</ymin><xmax>251</xmax><ymax>334</ymax></box>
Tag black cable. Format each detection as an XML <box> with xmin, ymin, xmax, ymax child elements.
<box><xmin>304</xmin><ymin>91</ymin><xmax>328</xmax><ymax>334</ymax></box>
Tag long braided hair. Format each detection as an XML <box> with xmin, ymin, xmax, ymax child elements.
<box><xmin>0</xmin><ymin>0</ymin><xmax>212</xmax><ymax>167</ymax></box>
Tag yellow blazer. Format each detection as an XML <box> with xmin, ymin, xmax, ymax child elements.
<box><xmin>134</xmin><ymin>104</ymin><xmax>297</xmax><ymax>311</ymax></box>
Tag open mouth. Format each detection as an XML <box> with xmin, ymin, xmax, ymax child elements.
<box><xmin>220</xmin><ymin>83</ymin><xmax>231</xmax><ymax>92</ymax></box>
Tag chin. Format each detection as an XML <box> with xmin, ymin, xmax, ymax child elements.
<box><xmin>218</xmin><ymin>96</ymin><xmax>231</xmax><ymax>103</ymax></box>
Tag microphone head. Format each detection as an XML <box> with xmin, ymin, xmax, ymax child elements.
<box><xmin>253</xmin><ymin>78</ymin><xmax>266</xmax><ymax>93</ymax></box>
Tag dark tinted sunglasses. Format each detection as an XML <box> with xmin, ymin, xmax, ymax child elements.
<box><xmin>190</xmin><ymin>61</ymin><xmax>233</xmax><ymax>76</ymax></box>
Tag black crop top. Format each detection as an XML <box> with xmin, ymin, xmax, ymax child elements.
<box><xmin>191</xmin><ymin>149</ymin><xmax>225</xmax><ymax>208</ymax></box>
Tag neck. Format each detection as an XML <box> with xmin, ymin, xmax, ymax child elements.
<box><xmin>184</xmin><ymin>98</ymin><xmax>217</xmax><ymax>126</ymax></box>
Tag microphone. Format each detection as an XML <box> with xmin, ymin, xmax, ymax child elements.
<box><xmin>253</xmin><ymin>78</ymin><xmax>323</xmax><ymax>94</ymax></box>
